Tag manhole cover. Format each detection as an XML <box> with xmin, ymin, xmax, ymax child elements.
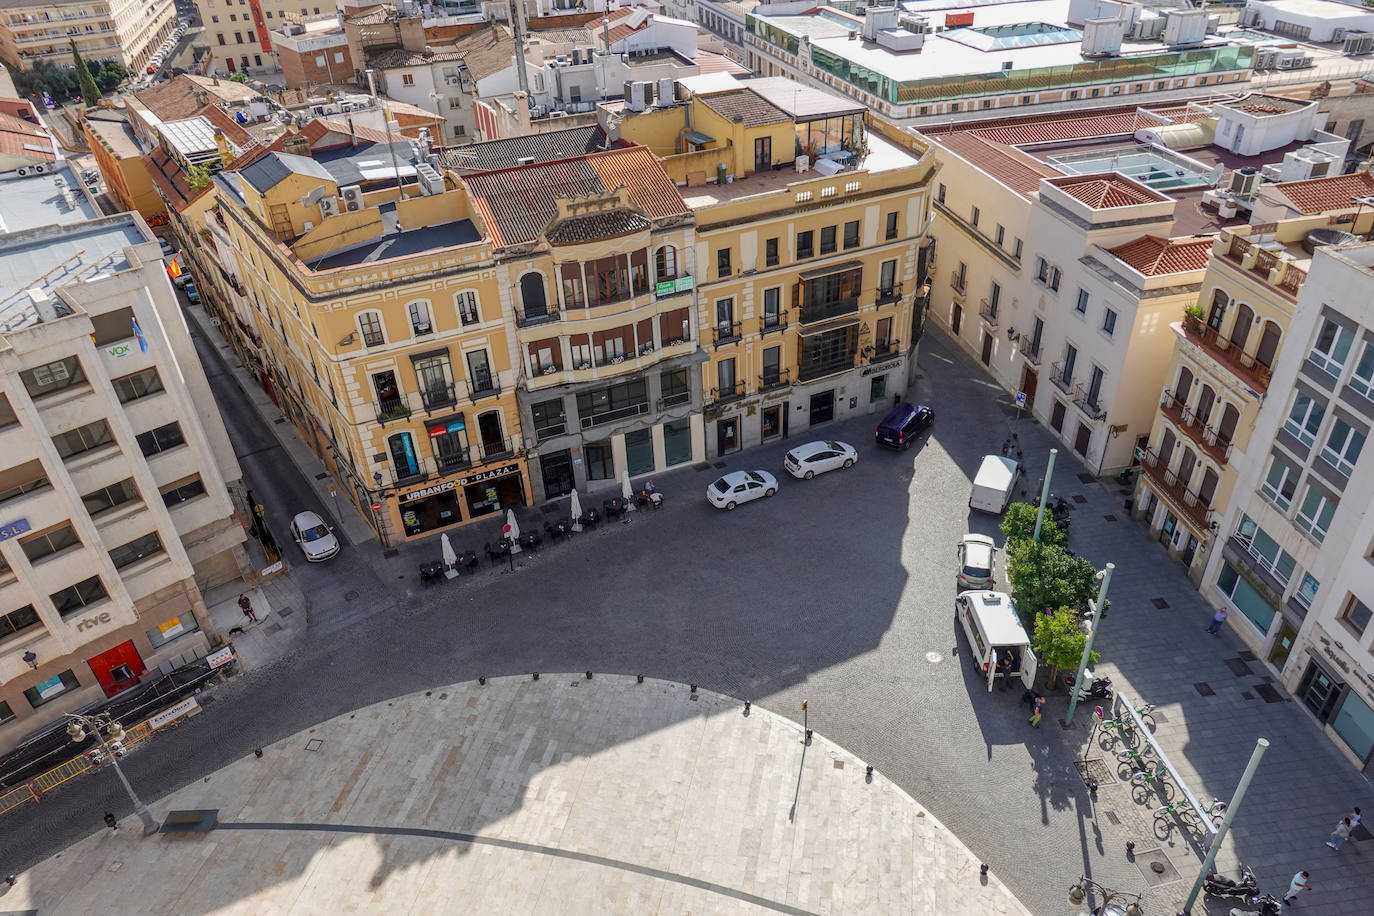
<box><xmin>833</xmin><ymin>760</ymin><xmax>844</xmax><ymax>769</ymax></box>
<box><xmin>1151</xmin><ymin>709</ymin><xmax>1168</xmax><ymax>724</ymax></box>
<box><xmin>1241</xmin><ymin>691</ymin><xmax>1255</xmax><ymax>700</ymax></box>
<box><xmin>1225</xmin><ymin>658</ymin><xmax>1254</xmax><ymax>677</ymax></box>
<box><xmin>1238</xmin><ymin>650</ymin><xmax>1258</xmax><ymax>662</ymax></box>
<box><xmin>1133</xmin><ymin>848</ymin><xmax>1181</xmax><ymax>886</ymax></box>
<box><xmin>926</xmin><ymin>651</ymin><xmax>943</xmax><ymax>663</ymax></box>
<box><xmin>1255</xmin><ymin>683</ymin><xmax>1285</xmax><ymax>703</ymax></box>
<box><xmin>1151</xmin><ymin>598</ymin><xmax>1170</xmax><ymax>609</ymax></box>
<box><xmin>344</xmin><ymin>590</ymin><xmax>359</xmax><ymax>601</ymax></box>
<box><xmin>273</xmin><ymin>418</ymin><xmax>286</xmax><ymax>425</ymax></box>
<box><xmin>1105</xmin><ymin>810</ymin><xmax>1120</xmax><ymax>825</ymax></box>
<box><xmin>1151</xmin><ymin>862</ymin><xmax>1166</xmax><ymax>874</ymax></box>
<box><xmin>1194</xmin><ymin>682</ymin><xmax>1215</xmax><ymax>697</ymax></box>
<box><xmin>1076</xmin><ymin>758</ymin><xmax>1113</xmax><ymax>787</ymax></box>
<box><xmin>305</xmin><ymin>739</ymin><xmax>324</xmax><ymax>752</ymax></box>
<box><xmin>314</xmin><ymin>472</ymin><xmax>329</xmax><ymax>480</ymax></box>
<box><xmin>277</xmin><ymin>606</ymin><xmax>294</xmax><ymax>618</ymax></box>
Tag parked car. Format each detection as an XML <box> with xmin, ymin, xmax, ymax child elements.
<box><xmin>969</xmin><ymin>455</ymin><xmax>1020</xmax><ymax>515</ymax></box>
<box><xmin>290</xmin><ymin>511</ymin><xmax>339</xmax><ymax>562</ymax></box>
<box><xmin>875</xmin><ymin>403</ymin><xmax>935</xmax><ymax>450</ymax></box>
<box><xmin>784</xmin><ymin>440</ymin><xmax>858</xmax><ymax>479</ymax></box>
<box><xmin>956</xmin><ymin>534</ymin><xmax>997</xmax><ymax>590</ymax></box>
<box><xmin>184</xmin><ymin>280</ymin><xmax>199</xmax><ymax>303</ymax></box>
<box><xmin>706</xmin><ymin>470</ymin><xmax>777</xmax><ymax>510</ymax></box>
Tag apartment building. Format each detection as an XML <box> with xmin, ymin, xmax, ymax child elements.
<box><xmin>195</xmin><ymin>0</ymin><xmax>325</xmax><ymax>75</ymax></box>
<box><xmin>617</xmin><ymin>77</ymin><xmax>937</xmax><ymax>455</ymax></box>
<box><xmin>919</xmin><ymin>96</ymin><xmax>1348</xmax><ymax>475</ymax></box>
<box><xmin>460</xmin><ymin>142</ymin><xmax>705</xmax><ymax>502</ymax></box>
<box><xmin>0</xmin><ymin>167</ymin><xmax>246</xmax><ymax>751</ymax></box>
<box><xmin>209</xmin><ymin>125</ymin><xmax>531</xmax><ymax>543</ymax></box>
<box><xmin>1194</xmin><ymin>240</ymin><xmax>1374</xmax><ymax>771</ymax></box>
<box><xmin>0</xmin><ymin>0</ymin><xmax>174</xmax><ymax>71</ymax></box>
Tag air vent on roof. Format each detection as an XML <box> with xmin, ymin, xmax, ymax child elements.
<box><xmin>516</xmin><ymin>156</ymin><xmax>536</xmax><ymax>166</ymax></box>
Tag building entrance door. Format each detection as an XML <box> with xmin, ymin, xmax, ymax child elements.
<box><xmin>1269</xmin><ymin>618</ymin><xmax>1298</xmax><ymax>669</ymax></box>
<box><xmin>540</xmin><ymin>449</ymin><xmax>574</xmax><ymax>499</ymax></box>
<box><xmin>717</xmin><ymin>417</ymin><xmax>739</xmax><ymax>454</ymax></box>
<box><xmin>951</xmin><ymin>304</ymin><xmax>962</xmax><ymax>336</ymax></box>
<box><xmin>809</xmin><ymin>390</ymin><xmax>835</xmax><ymax>425</ymax></box>
<box><xmin>754</xmin><ymin>135</ymin><xmax>772</xmax><ymax>172</ymax></box>
<box><xmin>980</xmin><ymin>332</ymin><xmax>994</xmax><ymax>365</ymax></box>
<box><xmin>1020</xmin><ymin>365</ymin><xmax>1038</xmax><ymax>407</ymax></box>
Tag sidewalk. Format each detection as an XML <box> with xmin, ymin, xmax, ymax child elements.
<box><xmin>202</xmin><ymin>576</ymin><xmax>306</xmax><ymax>672</ymax></box>
<box><xmin>0</xmin><ymin>677</ymin><xmax>1031</xmax><ymax>915</ymax></box>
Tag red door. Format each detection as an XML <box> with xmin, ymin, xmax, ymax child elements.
<box><xmin>87</xmin><ymin>641</ymin><xmax>146</xmax><ymax>697</ymax></box>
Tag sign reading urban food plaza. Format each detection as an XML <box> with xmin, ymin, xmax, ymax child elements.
<box><xmin>403</xmin><ymin>481</ymin><xmax>457</xmax><ymax>503</ymax></box>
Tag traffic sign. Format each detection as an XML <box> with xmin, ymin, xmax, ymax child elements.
<box><xmin>1015</xmin><ymin>390</ymin><xmax>1027</xmax><ymax>407</ymax></box>
<box><xmin>1094</xmin><ymin>706</ymin><xmax>1104</xmax><ymax>719</ymax></box>
<box><xmin>502</xmin><ymin>524</ymin><xmax>511</xmax><ymax>534</ymax></box>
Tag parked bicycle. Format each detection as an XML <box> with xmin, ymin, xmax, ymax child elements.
<box><xmin>1097</xmin><ymin>715</ymin><xmax>1138</xmax><ymax>750</ymax></box>
<box><xmin>1131</xmin><ymin>764</ymin><xmax>1175</xmax><ymax>804</ymax></box>
<box><xmin>1116</xmin><ymin>745</ymin><xmax>1156</xmax><ymax>779</ymax></box>
<box><xmin>1153</xmin><ymin>798</ymin><xmax>1223</xmax><ymax>840</ymax></box>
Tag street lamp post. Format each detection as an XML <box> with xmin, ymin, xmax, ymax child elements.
<box><xmin>1065</xmin><ymin>562</ymin><xmax>1114</xmax><ymax>728</ymax></box>
<box><xmin>66</xmin><ymin>713</ymin><xmax>160</xmax><ymax>835</ymax></box>
<box><xmin>1032</xmin><ymin>448</ymin><xmax>1058</xmax><ymax>542</ymax></box>
<box><xmin>1068</xmin><ymin>876</ymin><xmax>1143</xmax><ymax>916</ymax></box>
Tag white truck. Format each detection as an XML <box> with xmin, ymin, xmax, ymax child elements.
<box><xmin>955</xmin><ymin>590</ymin><xmax>1039</xmax><ymax>692</ymax></box>
<box><xmin>969</xmin><ymin>454</ymin><xmax>1020</xmax><ymax>514</ymax></box>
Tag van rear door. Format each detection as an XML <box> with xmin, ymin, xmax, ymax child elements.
<box><xmin>1019</xmin><ymin>646</ymin><xmax>1039</xmax><ymax>690</ymax></box>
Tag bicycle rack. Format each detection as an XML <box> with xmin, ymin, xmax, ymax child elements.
<box><xmin>1111</xmin><ymin>688</ymin><xmax>1218</xmax><ymax>836</ymax></box>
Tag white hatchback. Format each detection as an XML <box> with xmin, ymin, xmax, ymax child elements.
<box><xmin>784</xmin><ymin>440</ymin><xmax>858</xmax><ymax>479</ymax></box>
<box><xmin>956</xmin><ymin>534</ymin><xmax>997</xmax><ymax>590</ymax></box>
<box><xmin>706</xmin><ymin>470</ymin><xmax>777</xmax><ymax>510</ymax></box>
<box><xmin>290</xmin><ymin>511</ymin><xmax>340</xmax><ymax>562</ymax></box>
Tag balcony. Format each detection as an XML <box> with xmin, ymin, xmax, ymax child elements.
<box><xmin>876</xmin><ymin>283</ymin><xmax>903</xmax><ymax>305</ymax></box>
<box><xmin>759</xmin><ymin>368</ymin><xmax>791</xmax><ymax>392</ymax></box>
<box><xmin>798</xmin><ymin>296</ymin><xmax>858</xmax><ymax>325</ymax></box>
<box><xmin>712</xmin><ymin>321</ymin><xmax>742</xmax><ymax>348</ymax></box>
<box><xmin>868</xmin><ymin>340</ymin><xmax>901</xmax><ymax>362</ymax></box>
<box><xmin>434</xmin><ymin>450</ymin><xmax>473</xmax><ymax>474</ymax></box>
<box><xmin>950</xmin><ymin>271</ymin><xmax>967</xmax><ymax>296</ymax></box>
<box><xmin>1218</xmin><ymin>234</ymin><xmax>1308</xmax><ymax>299</ymax></box>
<box><xmin>1140</xmin><ymin>447</ymin><xmax>1214</xmax><ymax>530</ymax></box>
<box><xmin>708</xmin><ymin>382</ymin><xmax>746</xmax><ymax>407</ymax></box>
<box><xmin>1159</xmin><ymin>390</ymin><xmax>1233</xmax><ymax>464</ymax></box>
<box><xmin>798</xmin><ymin>353</ymin><xmax>858</xmax><ymax>383</ymax></box>
<box><xmin>1072</xmin><ymin>383</ymin><xmax>1105</xmax><ymax>420</ymax></box>
<box><xmin>419</xmin><ymin>383</ymin><xmax>457</xmax><ymax>413</ymax></box>
<box><xmin>654</xmin><ymin>274</ymin><xmax>694</xmax><ymax>299</ymax></box>
<box><xmin>1050</xmin><ymin>362</ymin><xmax>1074</xmax><ymax>394</ymax></box>
<box><xmin>1018</xmin><ymin>336</ymin><xmax>1041</xmax><ymax>366</ymax></box>
<box><xmin>516</xmin><ymin>305</ymin><xmax>560</xmax><ymax>328</ymax></box>
<box><xmin>1178</xmin><ymin>316</ymin><xmax>1273</xmax><ymax>393</ymax></box>
<box><xmin>760</xmin><ymin>311</ymin><xmax>789</xmax><ymax>336</ymax></box>
<box><xmin>376</xmin><ymin>395</ymin><xmax>411</xmax><ymax>424</ymax></box>
<box><xmin>978</xmin><ymin>299</ymin><xmax>999</xmax><ymax>328</ymax></box>
<box><xmin>467</xmin><ymin>378</ymin><xmax>502</xmax><ymax>402</ymax></box>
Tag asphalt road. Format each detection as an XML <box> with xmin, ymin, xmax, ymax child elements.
<box><xmin>3</xmin><ymin>323</ymin><xmax>1365</xmax><ymax>914</ymax></box>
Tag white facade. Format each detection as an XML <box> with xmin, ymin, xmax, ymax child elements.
<box><xmin>1244</xmin><ymin>0</ymin><xmax>1374</xmax><ymax>43</ymax></box>
<box><xmin>1199</xmin><ymin>240</ymin><xmax>1374</xmax><ymax>770</ymax></box>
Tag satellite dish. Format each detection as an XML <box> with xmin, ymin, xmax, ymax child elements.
<box><xmin>300</xmin><ymin>185</ymin><xmax>326</xmax><ymax>207</ymax></box>
<box><xmin>1205</xmin><ymin>163</ymin><xmax>1225</xmax><ymax>187</ymax></box>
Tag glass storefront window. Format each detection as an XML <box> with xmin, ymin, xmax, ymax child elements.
<box><xmin>401</xmin><ymin>488</ymin><xmax>461</xmax><ymax>536</ymax></box>
<box><xmin>585</xmin><ymin>442</ymin><xmax>614</xmax><ymax>480</ymax></box>
<box><xmin>24</xmin><ymin>669</ymin><xmax>80</xmax><ymax>708</ymax></box>
<box><xmin>664</xmin><ymin>420</ymin><xmax>692</xmax><ymax>465</ymax></box>
<box><xmin>464</xmin><ymin>482</ymin><xmax>502</xmax><ymax>519</ymax></box>
<box><xmin>147</xmin><ymin>613</ymin><xmax>199</xmax><ymax>648</ymax></box>
<box><xmin>1217</xmin><ymin>562</ymin><xmax>1277</xmax><ymax>634</ymax></box>
<box><xmin>625</xmin><ymin>428</ymin><xmax>654</xmax><ymax>475</ymax></box>
<box><xmin>1332</xmin><ymin>691</ymin><xmax>1374</xmax><ymax>762</ymax></box>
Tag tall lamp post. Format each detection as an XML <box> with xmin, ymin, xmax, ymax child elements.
<box><xmin>1032</xmin><ymin>448</ymin><xmax>1058</xmax><ymax>542</ymax></box>
<box><xmin>66</xmin><ymin>713</ymin><xmax>160</xmax><ymax>835</ymax></box>
<box><xmin>1068</xmin><ymin>876</ymin><xmax>1143</xmax><ymax>916</ymax></box>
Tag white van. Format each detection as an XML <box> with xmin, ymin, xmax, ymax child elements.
<box><xmin>955</xmin><ymin>590</ymin><xmax>1038</xmax><ymax>692</ymax></box>
<box><xmin>969</xmin><ymin>454</ymin><xmax>1020</xmax><ymax>514</ymax></box>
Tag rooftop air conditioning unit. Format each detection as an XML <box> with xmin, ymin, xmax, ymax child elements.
<box><xmin>795</xmin><ymin>155</ymin><xmax>810</xmax><ymax>172</ymax></box>
<box><xmin>446</xmin><ymin>74</ymin><xmax>460</xmax><ymax>85</ymax></box>
<box><xmin>340</xmin><ymin>185</ymin><xmax>364</xmax><ymax>211</ymax></box>
<box><xmin>1253</xmin><ymin>48</ymin><xmax>1279</xmax><ymax>69</ymax></box>
<box><xmin>416</xmin><ymin>162</ymin><xmax>445</xmax><ymax>196</ymax></box>
<box><xmin>318</xmin><ymin>195</ymin><xmax>339</xmax><ymax>218</ymax></box>
<box><xmin>1229</xmin><ymin>168</ymin><xmax>1260</xmax><ymax>198</ymax></box>
<box><xmin>1344</xmin><ymin>32</ymin><xmax>1374</xmax><ymax>56</ymax></box>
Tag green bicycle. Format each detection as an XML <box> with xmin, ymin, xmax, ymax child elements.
<box><xmin>1154</xmin><ymin>798</ymin><xmax>1226</xmax><ymax>840</ymax></box>
<box><xmin>1131</xmin><ymin>765</ymin><xmax>1175</xmax><ymax>804</ymax></box>
<box><xmin>1097</xmin><ymin>715</ymin><xmax>1138</xmax><ymax>751</ymax></box>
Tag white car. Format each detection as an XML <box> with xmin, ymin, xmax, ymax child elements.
<box><xmin>706</xmin><ymin>470</ymin><xmax>777</xmax><ymax>510</ymax></box>
<box><xmin>956</xmin><ymin>534</ymin><xmax>997</xmax><ymax>590</ymax></box>
<box><xmin>290</xmin><ymin>511</ymin><xmax>340</xmax><ymax>562</ymax></box>
<box><xmin>784</xmin><ymin>439</ymin><xmax>858</xmax><ymax>479</ymax></box>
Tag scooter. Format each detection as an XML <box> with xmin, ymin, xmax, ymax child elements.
<box><xmin>1229</xmin><ymin>894</ymin><xmax>1280</xmax><ymax>916</ymax></box>
<box><xmin>1205</xmin><ymin>865</ymin><xmax>1258</xmax><ymax>901</ymax></box>
<box><xmin>1064</xmin><ymin>671</ymin><xmax>1112</xmax><ymax>701</ymax></box>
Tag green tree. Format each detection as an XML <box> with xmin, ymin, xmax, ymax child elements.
<box><xmin>1005</xmin><ymin>540</ymin><xmax>1098</xmax><ymax>622</ymax></box>
<box><xmin>1032</xmin><ymin>607</ymin><xmax>1099</xmax><ymax>687</ymax></box>
<box><xmin>187</xmin><ymin>163</ymin><xmax>212</xmax><ymax>191</ymax></box>
<box><xmin>1000</xmin><ymin>501</ymin><xmax>1066</xmax><ymax>549</ymax></box>
<box><xmin>230</xmin><ymin>72</ymin><xmax>250</xmax><ymax>84</ymax></box>
<box><xmin>70</xmin><ymin>40</ymin><xmax>102</xmax><ymax>106</ymax></box>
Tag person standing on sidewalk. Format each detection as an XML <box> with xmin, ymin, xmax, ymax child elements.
<box><xmin>103</xmin><ymin>812</ymin><xmax>118</xmax><ymax>832</ymax></box>
<box><xmin>1327</xmin><ymin>816</ymin><xmax>1353</xmax><ymax>850</ymax></box>
<box><xmin>1282</xmin><ymin>870</ymin><xmax>1310</xmax><ymax>905</ymax></box>
<box><xmin>1206</xmin><ymin>607</ymin><xmax>1228</xmax><ymax>635</ymax></box>
<box><xmin>238</xmin><ymin>593</ymin><xmax>258</xmax><ymax>623</ymax></box>
<box><xmin>1028</xmin><ymin>695</ymin><xmax>1046</xmax><ymax>727</ymax></box>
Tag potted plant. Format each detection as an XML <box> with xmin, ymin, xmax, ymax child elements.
<box><xmin>1183</xmin><ymin>303</ymin><xmax>1205</xmax><ymax>334</ymax></box>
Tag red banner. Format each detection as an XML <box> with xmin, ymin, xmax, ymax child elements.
<box><xmin>249</xmin><ymin>0</ymin><xmax>272</xmax><ymax>52</ymax></box>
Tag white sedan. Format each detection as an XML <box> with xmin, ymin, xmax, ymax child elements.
<box><xmin>956</xmin><ymin>534</ymin><xmax>997</xmax><ymax>590</ymax></box>
<box><xmin>706</xmin><ymin>470</ymin><xmax>777</xmax><ymax>510</ymax></box>
<box><xmin>784</xmin><ymin>439</ymin><xmax>858</xmax><ymax>479</ymax></box>
<box><xmin>290</xmin><ymin>511</ymin><xmax>340</xmax><ymax>562</ymax></box>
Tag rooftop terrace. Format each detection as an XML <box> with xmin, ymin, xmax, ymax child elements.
<box><xmin>0</xmin><ymin>165</ymin><xmax>99</xmax><ymax>234</ymax></box>
<box><xmin>0</xmin><ymin>216</ymin><xmax>148</xmax><ymax>330</ymax></box>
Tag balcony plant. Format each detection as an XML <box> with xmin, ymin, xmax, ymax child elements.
<box><xmin>1182</xmin><ymin>304</ymin><xmax>1205</xmax><ymax>334</ymax></box>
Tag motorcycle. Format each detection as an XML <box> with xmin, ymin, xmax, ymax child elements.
<box><xmin>1064</xmin><ymin>671</ymin><xmax>1112</xmax><ymax>701</ymax></box>
<box><xmin>1229</xmin><ymin>894</ymin><xmax>1280</xmax><ymax>916</ymax></box>
<box><xmin>1205</xmin><ymin>865</ymin><xmax>1258</xmax><ymax>901</ymax></box>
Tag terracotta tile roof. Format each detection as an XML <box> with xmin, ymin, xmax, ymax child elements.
<box><xmin>304</xmin><ymin>118</ymin><xmax>394</xmax><ymax>147</ymax></box>
<box><xmin>546</xmin><ymin>208</ymin><xmax>649</xmax><ymax>244</ymax></box>
<box><xmin>462</xmin><ymin>145</ymin><xmax>687</xmax><ymax>248</ymax></box>
<box><xmin>1271</xmin><ymin>171</ymin><xmax>1374</xmax><ymax>215</ymax></box>
<box><xmin>0</xmin><ymin>106</ymin><xmax>55</xmax><ymax>164</ymax></box>
<box><xmin>1051</xmin><ymin>174</ymin><xmax>1166</xmax><ymax>209</ymax></box>
<box><xmin>201</xmin><ymin>105</ymin><xmax>253</xmax><ymax>148</ymax></box>
<box><xmin>934</xmin><ymin>131</ymin><xmax>1058</xmax><ymax>196</ymax></box>
<box><xmin>452</xmin><ymin>25</ymin><xmax>516</xmax><ymax>82</ymax></box>
<box><xmin>698</xmin><ymin>89</ymin><xmax>789</xmax><ymax>128</ymax></box>
<box><xmin>367</xmin><ymin>46</ymin><xmax>466</xmax><ymax>68</ymax></box>
<box><xmin>1107</xmin><ymin>235</ymin><xmax>1213</xmax><ymax>276</ymax></box>
<box><xmin>132</xmin><ymin>74</ymin><xmax>257</xmax><ymax>120</ymax></box>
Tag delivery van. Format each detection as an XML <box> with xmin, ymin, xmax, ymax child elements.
<box><xmin>955</xmin><ymin>590</ymin><xmax>1039</xmax><ymax>692</ymax></box>
<box><xmin>969</xmin><ymin>454</ymin><xmax>1019</xmax><ymax>514</ymax></box>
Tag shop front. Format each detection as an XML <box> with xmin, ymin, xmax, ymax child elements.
<box><xmin>86</xmin><ymin>640</ymin><xmax>147</xmax><ymax>697</ymax></box>
<box><xmin>394</xmin><ymin>459</ymin><xmax>529</xmax><ymax>539</ymax></box>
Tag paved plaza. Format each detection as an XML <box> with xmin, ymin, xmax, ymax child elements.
<box><xmin>2</xmin><ymin>310</ymin><xmax>1371</xmax><ymax>915</ymax></box>
<box><xmin>3</xmin><ymin>677</ymin><xmax>1027</xmax><ymax>916</ymax></box>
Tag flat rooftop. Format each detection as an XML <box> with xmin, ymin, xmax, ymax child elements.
<box><xmin>307</xmin><ymin>215</ymin><xmax>480</xmax><ymax>270</ymax></box>
<box><xmin>0</xmin><ymin>165</ymin><xmax>99</xmax><ymax>234</ymax></box>
<box><xmin>0</xmin><ymin>216</ymin><xmax>147</xmax><ymax>330</ymax></box>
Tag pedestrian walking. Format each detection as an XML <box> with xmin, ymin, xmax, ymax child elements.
<box><xmin>1028</xmin><ymin>695</ymin><xmax>1046</xmax><ymax>727</ymax></box>
<box><xmin>237</xmin><ymin>593</ymin><xmax>257</xmax><ymax>623</ymax></box>
<box><xmin>4</xmin><ymin>874</ymin><xmax>16</xmax><ymax>887</ymax></box>
<box><xmin>1001</xmin><ymin>438</ymin><xmax>1011</xmax><ymax>457</ymax></box>
<box><xmin>1349</xmin><ymin>806</ymin><xmax>1362</xmax><ymax>831</ymax></box>
<box><xmin>1327</xmin><ymin>816</ymin><xmax>1353</xmax><ymax>849</ymax></box>
<box><xmin>1282</xmin><ymin>870</ymin><xmax>1310</xmax><ymax>905</ymax></box>
<box><xmin>1206</xmin><ymin>607</ymin><xmax>1228</xmax><ymax>635</ymax></box>
<box><xmin>103</xmin><ymin>811</ymin><xmax>118</xmax><ymax>832</ymax></box>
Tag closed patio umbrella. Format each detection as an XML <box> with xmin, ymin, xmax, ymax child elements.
<box><xmin>622</xmin><ymin>470</ymin><xmax>636</xmax><ymax>511</ymax></box>
<box><xmin>441</xmin><ymin>533</ymin><xmax>459</xmax><ymax>579</ymax></box>
<box><xmin>506</xmin><ymin>508</ymin><xmax>522</xmax><ymax>553</ymax></box>
<box><xmin>570</xmin><ymin>489</ymin><xmax>583</xmax><ymax>532</ymax></box>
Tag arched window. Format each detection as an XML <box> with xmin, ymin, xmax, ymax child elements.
<box><xmin>358</xmin><ymin>311</ymin><xmax>385</xmax><ymax>347</ymax></box>
<box><xmin>1216</xmin><ymin>403</ymin><xmax>1240</xmax><ymax>447</ymax></box>
<box><xmin>407</xmin><ymin>301</ymin><xmax>432</xmax><ymax>335</ymax></box>
<box><xmin>1158</xmin><ymin>428</ymin><xmax>1177</xmax><ymax>467</ymax></box>
<box><xmin>1174</xmin><ymin>366</ymin><xmax>1194</xmax><ymax>405</ymax></box>
<box><xmin>1229</xmin><ymin>303</ymin><xmax>1254</xmax><ymax>351</ymax></box>
<box><xmin>655</xmin><ymin>245</ymin><xmax>678</xmax><ymax>282</ymax></box>
<box><xmin>1256</xmin><ymin>321</ymin><xmax>1282</xmax><ymax>368</ymax></box>
<box><xmin>1197</xmin><ymin>467</ymin><xmax>1219</xmax><ymax>506</ymax></box>
<box><xmin>1207</xmin><ymin>288</ymin><xmax>1229</xmax><ymax>331</ymax></box>
<box><xmin>520</xmin><ymin>273</ymin><xmax>547</xmax><ymax>319</ymax></box>
<box><xmin>456</xmin><ymin>290</ymin><xmax>480</xmax><ymax>326</ymax></box>
<box><xmin>1176</xmin><ymin>447</ymin><xmax>1198</xmax><ymax>488</ymax></box>
<box><xmin>1194</xmin><ymin>384</ymin><xmax>1216</xmax><ymax>427</ymax></box>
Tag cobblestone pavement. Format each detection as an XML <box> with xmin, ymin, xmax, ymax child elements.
<box><xmin>2</xmin><ymin>678</ymin><xmax>1029</xmax><ymax>916</ymax></box>
<box><xmin>2</xmin><ymin>321</ymin><xmax>1370</xmax><ymax>915</ymax></box>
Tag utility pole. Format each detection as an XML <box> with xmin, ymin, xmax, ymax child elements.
<box><xmin>1064</xmin><ymin>562</ymin><xmax>1113</xmax><ymax>727</ymax></box>
<box><xmin>508</xmin><ymin>0</ymin><xmax>531</xmax><ymax>98</ymax></box>
<box><xmin>1182</xmin><ymin>738</ymin><xmax>1270</xmax><ymax>914</ymax></box>
<box><xmin>1032</xmin><ymin>448</ymin><xmax>1057</xmax><ymax>542</ymax></box>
